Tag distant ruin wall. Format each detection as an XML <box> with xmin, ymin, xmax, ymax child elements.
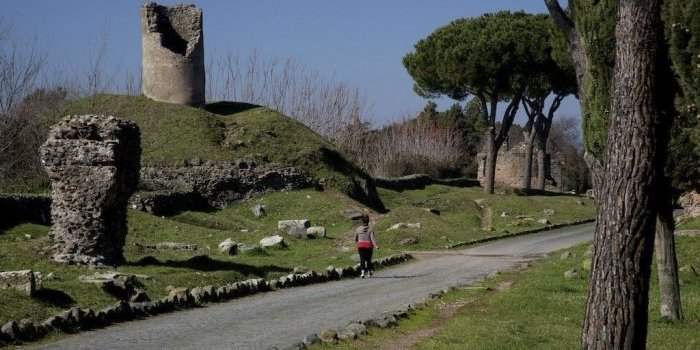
<box><xmin>141</xmin><ymin>2</ymin><xmax>205</xmax><ymax>106</ymax></box>
<box><xmin>477</xmin><ymin>143</ymin><xmax>561</xmax><ymax>191</ymax></box>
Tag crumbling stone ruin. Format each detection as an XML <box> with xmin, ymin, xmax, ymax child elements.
<box><xmin>141</xmin><ymin>2</ymin><xmax>205</xmax><ymax>106</ymax></box>
<box><xmin>130</xmin><ymin>161</ymin><xmax>315</xmax><ymax>214</ymax></box>
<box><xmin>40</xmin><ymin>115</ymin><xmax>141</xmax><ymax>266</ymax></box>
<box><xmin>476</xmin><ymin>142</ymin><xmax>562</xmax><ymax>191</ymax></box>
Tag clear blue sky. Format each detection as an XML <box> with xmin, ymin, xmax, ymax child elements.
<box><xmin>4</xmin><ymin>0</ymin><xmax>579</xmax><ymax>124</ymax></box>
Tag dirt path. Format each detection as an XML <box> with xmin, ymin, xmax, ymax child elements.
<box><xmin>38</xmin><ymin>223</ymin><xmax>594</xmax><ymax>350</ymax></box>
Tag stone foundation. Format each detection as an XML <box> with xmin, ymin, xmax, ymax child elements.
<box><xmin>40</xmin><ymin>115</ymin><xmax>141</xmax><ymax>266</ymax></box>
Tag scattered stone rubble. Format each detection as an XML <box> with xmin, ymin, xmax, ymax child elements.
<box><xmin>260</xmin><ymin>235</ymin><xmax>286</xmax><ymax>248</ymax></box>
<box><xmin>40</xmin><ymin>115</ymin><xmax>141</xmax><ymax>266</ymax></box>
<box><xmin>218</xmin><ymin>239</ymin><xmax>238</xmax><ymax>255</ymax></box>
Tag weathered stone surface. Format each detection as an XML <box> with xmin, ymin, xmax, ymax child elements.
<box><xmin>387</xmin><ymin>222</ymin><xmax>421</xmax><ymax>231</ymax></box>
<box><xmin>130</xmin><ymin>289</ymin><xmax>151</xmax><ymax>303</ymax></box>
<box><xmin>80</xmin><ymin>272</ymin><xmax>151</xmax><ymax>301</ymax></box>
<box><xmin>278</xmin><ymin>220</ymin><xmax>310</xmax><ymax>236</ymax></box>
<box><xmin>319</xmin><ymin>329</ymin><xmax>338</xmax><ymax>343</ymax></box>
<box><xmin>477</xmin><ymin>142</ymin><xmax>562</xmax><ymax>191</ymax></box>
<box><xmin>564</xmin><ymin>268</ymin><xmax>579</xmax><ymax>279</ymax></box>
<box><xmin>306</xmin><ymin>226</ymin><xmax>326</xmax><ymax>238</ymax></box>
<box><xmin>155</xmin><ymin>242</ymin><xmax>198</xmax><ymax>251</ymax></box>
<box><xmin>399</xmin><ymin>237</ymin><xmax>418</xmax><ymax>246</ymax></box>
<box><xmin>17</xmin><ymin>319</ymin><xmax>37</xmax><ymax>340</ymax></box>
<box><xmin>218</xmin><ymin>238</ymin><xmax>238</xmax><ymax>255</ymax></box>
<box><xmin>302</xmin><ymin>333</ymin><xmax>320</xmax><ymax>346</ymax></box>
<box><xmin>136</xmin><ymin>163</ymin><xmax>313</xmax><ymax>210</ymax></box>
<box><xmin>0</xmin><ymin>270</ymin><xmax>38</xmax><ymax>296</ymax></box>
<box><xmin>339</xmin><ymin>323</ymin><xmax>367</xmax><ymax>340</ymax></box>
<box><xmin>1</xmin><ymin>321</ymin><xmax>19</xmax><ymax>341</ymax></box>
<box><xmin>252</xmin><ymin>204</ymin><xmax>266</xmax><ymax>218</ymax></box>
<box><xmin>41</xmin><ymin>115</ymin><xmax>140</xmax><ymax>266</ymax></box>
<box><xmin>260</xmin><ymin>235</ymin><xmax>285</xmax><ymax>248</ymax></box>
<box><xmin>141</xmin><ymin>2</ymin><xmax>205</xmax><ymax>106</ymax></box>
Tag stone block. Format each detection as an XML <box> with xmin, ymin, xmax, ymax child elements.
<box><xmin>0</xmin><ymin>270</ymin><xmax>38</xmax><ymax>296</ymax></box>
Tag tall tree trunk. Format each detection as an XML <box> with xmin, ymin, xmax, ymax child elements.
<box><xmin>655</xmin><ymin>179</ymin><xmax>683</xmax><ymax>321</ymax></box>
<box><xmin>581</xmin><ymin>1</ymin><xmax>664</xmax><ymax>349</ymax></box>
<box><xmin>522</xmin><ymin>134</ymin><xmax>535</xmax><ymax>191</ymax></box>
<box><xmin>535</xmin><ymin>142</ymin><xmax>546</xmax><ymax>191</ymax></box>
<box><xmin>484</xmin><ymin>127</ymin><xmax>497</xmax><ymax>194</ymax></box>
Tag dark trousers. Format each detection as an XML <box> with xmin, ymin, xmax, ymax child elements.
<box><xmin>358</xmin><ymin>247</ymin><xmax>374</xmax><ymax>272</ymax></box>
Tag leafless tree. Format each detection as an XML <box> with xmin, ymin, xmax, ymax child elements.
<box><xmin>206</xmin><ymin>51</ymin><xmax>369</xmax><ymax>139</ymax></box>
<box><xmin>338</xmin><ymin>116</ymin><xmax>465</xmax><ymax>178</ymax></box>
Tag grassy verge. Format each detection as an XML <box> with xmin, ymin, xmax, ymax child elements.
<box><xmin>678</xmin><ymin>216</ymin><xmax>700</xmax><ymax>230</ymax></box>
<box><xmin>318</xmin><ymin>236</ymin><xmax>700</xmax><ymax>350</ymax></box>
<box><xmin>375</xmin><ymin>185</ymin><xmax>594</xmax><ymax>250</ymax></box>
<box><xmin>0</xmin><ymin>185</ymin><xmax>594</xmax><ymax>329</ymax></box>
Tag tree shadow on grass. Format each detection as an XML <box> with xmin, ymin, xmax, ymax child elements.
<box><xmin>128</xmin><ymin>255</ymin><xmax>292</xmax><ymax>278</ymax></box>
<box><xmin>33</xmin><ymin>289</ymin><xmax>75</xmax><ymax>309</ymax></box>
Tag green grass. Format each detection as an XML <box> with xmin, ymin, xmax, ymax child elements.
<box><xmin>678</xmin><ymin>216</ymin><xmax>700</xmax><ymax>230</ymax></box>
<box><xmin>319</xmin><ymin>237</ymin><xmax>700</xmax><ymax>350</ymax></box>
<box><xmin>0</xmin><ymin>185</ymin><xmax>594</xmax><ymax>327</ymax></box>
<box><xmin>2</xmin><ymin>95</ymin><xmax>377</xmax><ymax>205</ymax></box>
<box><xmin>375</xmin><ymin>185</ymin><xmax>594</xmax><ymax>250</ymax></box>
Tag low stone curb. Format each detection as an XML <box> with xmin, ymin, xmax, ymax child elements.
<box><xmin>447</xmin><ymin>219</ymin><xmax>596</xmax><ymax>249</ymax></box>
<box><xmin>287</xmin><ymin>286</ymin><xmax>456</xmax><ymax>349</ymax></box>
<box><xmin>0</xmin><ymin>253</ymin><xmax>413</xmax><ymax>347</ymax></box>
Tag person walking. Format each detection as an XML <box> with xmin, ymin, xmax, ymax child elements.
<box><xmin>355</xmin><ymin>214</ymin><xmax>378</xmax><ymax>278</ymax></box>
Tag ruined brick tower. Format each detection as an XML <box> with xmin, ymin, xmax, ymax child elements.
<box><xmin>141</xmin><ymin>2</ymin><xmax>205</xmax><ymax>106</ymax></box>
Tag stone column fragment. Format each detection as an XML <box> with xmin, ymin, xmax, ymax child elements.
<box><xmin>141</xmin><ymin>2</ymin><xmax>205</xmax><ymax>106</ymax></box>
<box><xmin>40</xmin><ymin>115</ymin><xmax>141</xmax><ymax>266</ymax></box>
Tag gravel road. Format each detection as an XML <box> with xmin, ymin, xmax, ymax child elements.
<box><xmin>38</xmin><ymin>223</ymin><xmax>594</xmax><ymax>350</ymax></box>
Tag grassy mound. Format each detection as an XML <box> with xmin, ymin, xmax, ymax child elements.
<box><xmin>45</xmin><ymin>95</ymin><xmax>383</xmax><ymax>210</ymax></box>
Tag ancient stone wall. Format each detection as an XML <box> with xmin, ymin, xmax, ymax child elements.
<box><xmin>141</xmin><ymin>2</ymin><xmax>205</xmax><ymax>106</ymax></box>
<box><xmin>477</xmin><ymin>143</ymin><xmax>562</xmax><ymax>191</ymax></box>
<box><xmin>40</xmin><ymin>115</ymin><xmax>141</xmax><ymax>266</ymax></box>
<box><xmin>135</xmin><ymin>161</ymin><xmax>316</xmax><ymax>211</ymax></box>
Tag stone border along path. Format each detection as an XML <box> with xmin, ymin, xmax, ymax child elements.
<box><xmin>36</xmin><ymin>222</ymin><xmax>595</xmax><ymax>350</ymax></box>
<box><xmin>295</xmin><ymin>283</ymin><xmax>462</xmax><ymax>349</ymax></box>
<box><xmin>0</xmin><ymin>254</ymin><xmax>411</xmax><ymax>347</ymax></box>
